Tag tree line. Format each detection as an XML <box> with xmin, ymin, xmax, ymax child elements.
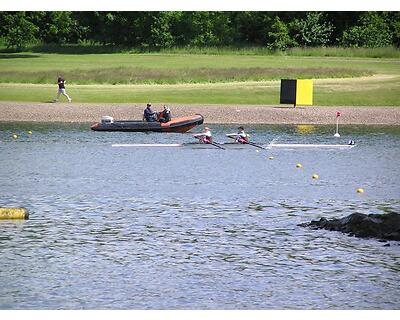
<box><xmin>0</xmin><ymin>11</ymin><xmax>399</xmax><ymax>50</ymax></box>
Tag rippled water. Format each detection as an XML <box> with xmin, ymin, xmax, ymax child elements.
<box><xmin>0</xmin><ymin>122</ymin><xmax>399</xmax><ymax>309</ymax></box>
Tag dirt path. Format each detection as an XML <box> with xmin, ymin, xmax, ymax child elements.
<box><xmin>0</xmin><ymin>102</ymin><xmax>399</xmax><ymax>125</ymax></box>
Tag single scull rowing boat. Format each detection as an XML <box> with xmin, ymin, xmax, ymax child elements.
<box><xmin>112</xmin><ymin>142</ymin><xmax>355</xmax><ymax>149</ymax></box>
<box><xmin>266</xmin><ymin>143</ymin><xmax>355</xmax><ymax>149</ymax></box>
<box><xmin>112</xmin><ymin>142</ymin><xmax>251</xmax><ymax>149</ymax></box>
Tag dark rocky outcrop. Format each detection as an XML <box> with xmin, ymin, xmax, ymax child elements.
<box><xmin>299</xmin><ymin>212</ymin><xmax>400</xmax><ymax>241</ymax></box>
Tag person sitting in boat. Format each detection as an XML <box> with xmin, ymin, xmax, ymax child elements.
<box><xmin>158</xmin><ymin>105</ymin><xmax>171</xmax><ymax>123</ymax></box>
<box><xmin>143</xmin><ymin>103</ymin><xmax>157</xmax><ymax>122</ymax></box>
<box><xmin>227</xmin><ymin>126</ymin><xmax>249</xmax><ymax>144</ymax></box>
<box><xmin>193</xmin><ymin>127</ymin><xmax>213</xmax><ymax>144</ymax></box>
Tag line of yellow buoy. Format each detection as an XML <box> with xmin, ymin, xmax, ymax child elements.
<box><xmin>4</xmin><ymin>131</ymin><xmax>32</xmax><ymax>219</ymax></box>
<box><xmin>11</xmin><ymin>131</ymin><xmax>33</xmax><ymax>139</ymax></box>
<box><xmin>263</xmin><ymin>152</ymin><xmax>364</xmax><ymax>193</ymax></box>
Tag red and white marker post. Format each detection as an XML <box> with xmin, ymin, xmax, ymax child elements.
<box><xmin>334</xmin><ymin>111</ymin><xmax>341</xmax><ymax>137</ymax></box>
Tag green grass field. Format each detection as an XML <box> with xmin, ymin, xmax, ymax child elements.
<box><xmin>0</xmin><ymin>50</ymin><xmax>399</xmax><ymax>106</ymax></box>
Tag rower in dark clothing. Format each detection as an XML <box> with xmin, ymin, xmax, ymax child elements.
<box><xmin>143</xmin><ymin>103</ymin><xmax>157</xmax><ymax>122</ymax></box>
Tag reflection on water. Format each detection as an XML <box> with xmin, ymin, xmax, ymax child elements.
<box><xmin>0</xmin><ymin>122</ymin><xmax>399</xmax><ymax>309</ymax></box>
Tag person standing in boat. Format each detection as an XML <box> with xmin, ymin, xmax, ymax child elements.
<box><xmin>193</xmin><ymin>127</ymin><xmax>213</xmax><ymax>144</ymax></box>
<box><xmin>54</xmin><ymin>76</ymin><xmax>72</xmax><ymax>103</ymax></box>
<box><xmin>143</xmin><ymin>103</ymin><xmax>157</xmax><ymax>122</ymax></box>
<box><xmin>158</xmin><ymin>105</ymin><xmax>171</xmax><ymax>123</ymax></box>
<box><xmin>227</xmin><ymin>126</ymin><xmax>249</xmax><ymax>144</ymax></box>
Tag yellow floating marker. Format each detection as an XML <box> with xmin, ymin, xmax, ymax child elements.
<box><xmin>0</xmin><ymin>207</ymin><xmax>29</xmax><ymax>220</ymax></box>
<box><xmin>12</xmin><ymin>134</ymin><xmax>18</xmax><ymax>139</ymax></box>
<box><xmin>268</xmin><ymin>156</ymin><xmax>274</xmax><ymax>160</ymax></box>
<box><xmin>357</xmin><ymin>188</ymin><xmax>365</xmax><ymax>193</ymax></box>
<box><xmin>28</xmin><ymin>131</ymin><xmax>33</xmax><ymax>134</ymax></box>
<box><xmin>296</xmin><ymin>125</ymin><xmax>316</xmax><ymax>134</ymax></box>
<box><xmin>296</xmin><ymin>163</ymin><xmax>302</xmax><ymax>168</ymax></box>
<box><xmin>312</xmin><ymin>174</ymin><xmax>319</xmax><ymax>180</ymax></box>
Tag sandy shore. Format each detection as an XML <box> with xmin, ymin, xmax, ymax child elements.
<box><xmin>0</xmin><ymin>102</ymin><xmax>399</xmax><ymax>125</ymax></box>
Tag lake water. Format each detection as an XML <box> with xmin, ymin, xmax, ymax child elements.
<box><xmin>0</xmin><ymin>122</ymin><xmax>399</xmax><ymax>309</ymax></box>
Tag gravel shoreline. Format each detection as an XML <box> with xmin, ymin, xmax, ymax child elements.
<box><xmin>0</xmin><ymin>102</ymin><xmax>399</xmax><ymax>125</ymax></box>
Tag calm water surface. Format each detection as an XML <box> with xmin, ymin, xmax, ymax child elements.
<box><xmin>0</xmin><ymin>122</ymin><xmax>399</xmax><ymax>309</ymax></box>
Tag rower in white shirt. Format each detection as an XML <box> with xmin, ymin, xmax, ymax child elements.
<box><xmin>193</xmin><ymin>127</ymin><xmax>213</xmax><ymax>144</ymax></box>
<box><xmin>226</xmin><ymin>126</ymin><xmax>249</xmax><ymax>144</ymax></box>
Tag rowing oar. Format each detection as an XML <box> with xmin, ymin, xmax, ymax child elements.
<box><xmin>210</xmin><ymin>142</ymin><xmax>225</xmax><ymax>150</ymax></box>
<box><xmin>193</xmin><ymin>136</ymin><xmax>225</xmax><ymax>150</ymax></box>
<box><xmin>226</xmin><ymin>135</ymin><xmax>265</xmax><ymax>149</ymax></box>
<box><xmin>247</xmin><ymin>141</ymin><xmax>266</xmax><ymax>149</ymax></box>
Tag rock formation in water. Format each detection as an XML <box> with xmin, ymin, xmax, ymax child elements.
<box><xmin>299</xmin><ymin>212</ymin><xmax>400</xmax><ymax>241</ymax></box>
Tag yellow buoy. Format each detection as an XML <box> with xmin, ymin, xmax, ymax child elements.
<box><xmin>296</xmin><ymin>125</ymin><xmax>316</xmax><ymax>134</ymax></box>
<box><xmin>268</xmin><ymin>156</ymin><xmax>274</xmax><ymax>160</ymax></box>
<box><xmin>296</xmin><ymin>163</ymin><xmax>302</xmax><ymax>168</ymax></box>
<box><xmin>12</xmin><ymin>134</ymin><xmax>18</xmax><ymax>139</ymax></box>
<box><xmin>28</xmin><ymin>131</ymin><xmax>33</xmax><ymax>134</ymax></box>
<box><xmin>312</xmin><ymin>174</ymin><xmax>319</xmax><ymax>180</ymax></box>
<box><xmin>0</xmin><ymin>208</ymin><xmax>29</xmax><ymax>220</ymax></box>
<box><xmin>357</xmin><ymin>188</ymin><xmax>365</xmax><ymax>193</ymax></box>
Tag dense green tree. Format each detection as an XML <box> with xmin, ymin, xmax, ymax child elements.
<box><xmin>267</xmin><ymin>16</ymin><xmax>296</xmax><ymax>51</ymax></box>
<box><xmin>150</xmin><ymin>12</ymin><xmax>175</xmax><ymax>48</ymax></box>
<box><xmin>389</xmin><ymin>13</ymin><xmax>400</xmax><ymax>47</ymax></box>
<box><xmin>326</xmin><ymin>12</ymin><xmax>361</xmax><ymax>45</ymax></box>
<box><xmin>290</xmin><ymin>12</ymin><xmax>334</xmax><ymax>47</ymax></box>
<box><xmin>1</xmin><ymin>11</ymin><xmax>399</xmax><ymax>50</ymax></box>
<box><xmin>383</xmin><ymin>12</ymin><xmax>400</xmax><ymax>47</ymax></box>
<box><xmin>342</xmin><ymin>12</ymin><xmax>393</xmax><ymax>47</ymax></box>
<box><xmin>0</xmin><ymin>12</ymin><xmax>38</xmax><ymax>48</ymax></box>
<box><xmin>209</xmin><ymin>12</ymin><xmax>235</xmax><ymax>46</ymax></box>
<box><xmin>231</xmin><ymin>12</ymin><xmax>274</xmax><ymax>45</ymax></box>
<box><xmin>28</xmin><ymin>12</ymin><xmax>77</xmax><ymax>44</ymax></box>
<box><xmin>189</xmin><ymin>12</ymin><xmax>221</xmax><ymax>46</ymax></box>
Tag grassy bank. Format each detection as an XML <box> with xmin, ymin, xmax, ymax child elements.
<box><xmin>0</xmin><ymin>67</ymin><xmax>371</xmax><ymax>85</ymax></box>
<box><xmin>162</xmin><ymin>46</ymin><xmax>400</xmax><ymax>59</ymax></box>
<box><xmin>1</xmin><ymin>76</ymin><xmax>399</xmax><ymax>106</ymax></box>
<box><xmin>0</xmin><ymin>52</ymin><xmax>394</xmax><ymax>84</ymax></box>
<box><xmin>0</xmin><ymin>50</ymin><xmax>399</xmax><ymax>106</ymax></box>
<box><xmin>2</xmin><ymin>44</ymin><xmax>400</xmax><ymax>59</ymax></box>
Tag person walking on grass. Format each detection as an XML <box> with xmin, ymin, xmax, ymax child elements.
<box><xmin>54</xmin><ymin>76</ymin><xmax>72</xmax><ymax>103</ymax></box>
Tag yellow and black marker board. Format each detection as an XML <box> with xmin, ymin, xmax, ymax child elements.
<box><xmin>280</xmin><ymin>79</ymin><xmax>313</xmax><ymax>107</ymax></box>
<box><xmin>0</xmin><ymin>207</ymin><xmax>29</xmax><ymax>220</ymax></box>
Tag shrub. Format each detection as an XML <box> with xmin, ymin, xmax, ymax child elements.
<box><xmin>267</xmin><ymin>16</ymin><xmax>296</xmax><ymax>51</ymax></box>
<box><xmin>2</xmin><ymin>12</ymin><xmax>38</xmax><ymax>49</ymax></box>
<box><xmin>291</xmin><ymin>12</ymin><xmax>334</xmax><ymax>47</ymax></box>
<box><xmin>341</xmin><ymin>12</ymin><xmax>393</xmax><ymax>48</ymax></box>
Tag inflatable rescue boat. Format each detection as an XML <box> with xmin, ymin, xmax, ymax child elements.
<box><xmin>91</xmin><ymin>114</ymin><xmax>204</xmax><ymax>133</ymax></box>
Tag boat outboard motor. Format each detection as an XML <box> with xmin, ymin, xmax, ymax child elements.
<box><xmin>101</xmin><ymin>116</ymin><xmax>114</xmax><ymax>124</ymax></box>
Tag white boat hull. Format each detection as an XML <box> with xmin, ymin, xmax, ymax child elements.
<box><xmin>112</xmin><ymin>142</ymin><xmax>355</xmax><ymax>149</ymax></box>
<box><xmin>266</xmin><ymin>143</ymin><xmax>355</xmax><ymax>149</ymax></box>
